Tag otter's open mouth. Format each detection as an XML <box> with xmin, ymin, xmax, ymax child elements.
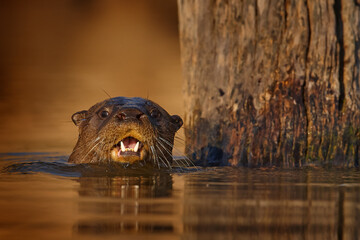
<box><xmin>110</xmin><ymin>136</ymin><xmax>146</xmax><ymax>163</ymax></box>
<box><xmin>116</xmin><ymin>137</ymin><xmax>143</xmax><ymax>156</ymax></box>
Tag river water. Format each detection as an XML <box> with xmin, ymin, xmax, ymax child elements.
<box><xmin>1</xmin><ymin>153</ymin><xmax>359</xmax><ymax>240</ymax></box>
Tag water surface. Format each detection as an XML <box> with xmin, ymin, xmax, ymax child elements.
<box><xmin>1</xmin><ymin>153</ymin><xmax>360</xmax><ymax>240</ymax></box>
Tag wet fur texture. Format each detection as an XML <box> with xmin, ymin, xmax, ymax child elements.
<box><xmin>68</xmin><ymin>97</ymin><xmax>183</xmax><ymax>167</ymax></box>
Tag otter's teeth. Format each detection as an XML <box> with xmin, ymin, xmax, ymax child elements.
<box><xmin>134</xmin><ymin>141</ymin><xmax>140</xmax><ymax>152</ymax></box>
<box><xmin>119</xmin><ymin>141</ymin><xmax>140</xmax><ymax>152</ymax></box>
<box><xmin>120</xmin><ymin>141</ymin><xmax>126</xmax><ymax>152</ymax></box>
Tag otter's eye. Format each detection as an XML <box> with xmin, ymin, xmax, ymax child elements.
<box><xmin>150</xmin><ymin>109</ymin><xmax>161</xmax><ymax>119</ymax></box>
<box><xmin>99</xmin><ymin>110</ymin><xmax>110</xmax><ymax>119</ymax></box>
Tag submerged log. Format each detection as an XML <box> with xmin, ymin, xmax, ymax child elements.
<box><xmin>177</xmin><ymin>0</ymin><xmax>360</xmax><ymax>167</ymax></box>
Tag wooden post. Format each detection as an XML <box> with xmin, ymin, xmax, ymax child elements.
<box><xmin>178</xmin><ymin>0</ymin><xmax>360</xmax><ymax>166</ymax></box>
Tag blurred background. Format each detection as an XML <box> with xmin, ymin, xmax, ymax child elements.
<box><xmin>0</xmin><ymin>0</ymin><xmax>183</xmax><ymax>153</ymax></box>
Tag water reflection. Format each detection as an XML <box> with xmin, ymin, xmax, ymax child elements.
<box><xmin>74</xmin><ymin>173</ymin><xmax>179</xmax><ymax>236</ymax></box>
<box><xmin>77</xmin><ymin>174</ymin><xmax>172</xmax><ymax>198</ymax></box>
<box><xmin>181</xmin><ymin>168</ymin><xmax>360</xmax><ymax>240</ymax></box>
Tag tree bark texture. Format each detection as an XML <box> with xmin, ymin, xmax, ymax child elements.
<box><xmin>178</xmin><ymin>0</ymin><xmax>360</xmax><ymax>166</ymax></box>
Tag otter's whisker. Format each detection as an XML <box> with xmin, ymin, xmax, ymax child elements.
<box><xmin>156</xmin><ymin>138</ymin><xmax>184</xmax><ymax>167</ymax></box>
<box><xmin>81</xmin><ymin>139</ymin><xmax>102</xmax><ymax>163</ymax></box>
<box><xmin>156</xmin><ymin>138</ymin><xmax>192</xmax><ymax>169</ymax></box>
<box><xmin>173</xmin><ymin>136</ymin><xmax>193</xmax><ymax>153</ymax></box>
<box><xmin>174</xmin><ymin>154</ymin><xmax>197</xmax><ymax>168</ymax></box>
<box><xmin>68</xmin><ymin>138</ymin><xmax>99</xmax><ymax>161</ymax></box>
<box><xmin>158</xmin><ymin>136</ymin><xmax>197</xmax><ymax>168</ymax></box>
<box><xmin>152</xmin><ymin>144</ymin><xmax>171</xmax><ymax>169</ymax></box>
<box><xmin>171</xmin><ymin>158</ymin><xmax>185</xmax><ymax>169</ymax></box>
<box><xmin>70</xmin><ymin>136</ymin><xmax>101</xmax><ymax>153</ymax></box>
<box><xmin>158</xmin><ymin>155</ymin><xmax>171</xmax><ymax>169</ymax></box>
<box><xmin>157</xmin><ymin>136</ymin><xmax>174</xmax><ymax>147</ymax></box>
<box><xmin>158</xmin><ymin>145</ymin><xmax>186</xmax><ymax>170</ymax></box>
<box><xmin>150</xmin><ymin>145</ymin><xmax>161</xmax><ymax>169</ymax></box>
<box><xmin>155</xmin><ymin>139</ymin><xmax>173</xmax><ymax>158</ymax></box>
<box><xmin>102</xmin><ymin>89</ymin><xmax>113</xmax><ymax>100</ymax></box>
<box><xmin>155</xmin><ymin>143</ymin><xmax>172</xmax><ymax>169</ymax></box>
<box><xmin>174</xmin><ymin>157</ymin><xmax>194</xmax><ymax>168</ymax></box>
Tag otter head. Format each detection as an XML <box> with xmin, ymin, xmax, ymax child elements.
<box><xmin>68</xmin><ymin>97</ymin><xmax>183</xmax><ymax>167</ymax></box>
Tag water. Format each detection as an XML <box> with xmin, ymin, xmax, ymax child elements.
<box><xmin>1</xmin><ymin>153</ymin><xmax>360</xmax><ymax>240</ymax></box>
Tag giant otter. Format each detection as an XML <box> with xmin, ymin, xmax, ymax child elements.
<box><xmin>68</xmin><ymin>97</ymin><xmax>183</xmax><ymax>167</ymax></box>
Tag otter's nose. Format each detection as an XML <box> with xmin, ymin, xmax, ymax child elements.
<box><xmin>117</xmin><ymin>108</ymin><xmax>144</xmax><ymax>121</ymax></box>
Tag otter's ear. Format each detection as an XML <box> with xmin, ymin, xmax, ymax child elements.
<box><xmin>171</xmin><ymin>115</ymin><xmax>183</xmax><ymax>131</ymax></box>
<box><xmin>71</xmin><ymin>110</ymin><xmax>87</xmax><ymax>126</ymax></box>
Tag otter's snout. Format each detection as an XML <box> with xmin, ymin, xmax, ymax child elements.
<box><xmin>117</xmin><ymin>108</ymin><xmax>144</xmax><ymax>121</ymax></box>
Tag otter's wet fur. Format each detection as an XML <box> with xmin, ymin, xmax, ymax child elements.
<box><xmin>68</xmin><ymin>97</ymin><xmax>183</xmax><ymax>168</ymax></box>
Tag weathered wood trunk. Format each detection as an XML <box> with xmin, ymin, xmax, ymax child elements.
<box><xmin>178</xmin><ymin>0</ymin><xmax>360</xmax><ymax>167</ymax></box>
